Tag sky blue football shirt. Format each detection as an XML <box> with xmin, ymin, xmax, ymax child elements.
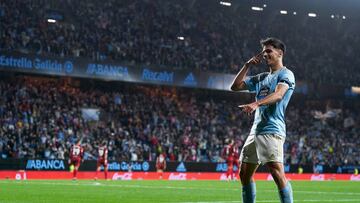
<box><xmin>244</xmin><ymin>67</ymin><xmax>295</xmax><ymax>137</ymax></box>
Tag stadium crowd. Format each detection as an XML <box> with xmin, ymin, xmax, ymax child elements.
<box><xmin>0</xmin><ymin>77</ymin><xmax>359</xmax><ymax>166</ymax></box>
<box><xmin>1</xmin><ymin>0</ymin><xmax>360</xmax><ymax>85</ymax></box>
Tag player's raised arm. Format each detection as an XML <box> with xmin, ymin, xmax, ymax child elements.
<box><xmin>230</xmin><ymin>51</ymin><xmax>263</xmax><ymax>91</ymax></box>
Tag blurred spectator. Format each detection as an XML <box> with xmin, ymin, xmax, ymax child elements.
<box><xmin>0</xmin><ymin>0</ymin><xmax>359</xmax><ymax>85</ymax></box>
<box><xmin>0</xmin><ymin>76</ymin><xmax>359</xmax><ymax>166</ymax></box>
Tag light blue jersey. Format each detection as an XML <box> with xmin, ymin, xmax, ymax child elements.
<box><xmin>244</xmin><ymin>67</ymin><xmax>295</xmax><ymax>137</ymax></box>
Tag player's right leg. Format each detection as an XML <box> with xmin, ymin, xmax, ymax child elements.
<box><xmin>240</xmin><ymin>163</ymin><xmax>258</xmax><ymax>186</ymax></box>
<box><xmin>239</xmin><ymin>135</ymin><xmax>260</xmax><ymax>203</ymax></box>
<box><xmin>266</xmin><ymin>162</ymin><xmax>293</xmax><ymax>203</ymax></box>
<box><xmin>240</xmin><ymin>162</ymin><xmax>258</xmax><ymax>203</ymax></box>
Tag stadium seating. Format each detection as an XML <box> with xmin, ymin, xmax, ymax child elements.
<box><xmin>1</xmin><ymin>0</ymin><xmax>359</xmax><ymax>85</ymax></box>
<box><xmin>0</xmin><ymin>76</ymin><xmax>359</xmax><ymax>165</ymax></box>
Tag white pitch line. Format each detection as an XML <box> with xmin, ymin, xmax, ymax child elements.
<box><xmin>50</xmin><ymin>182</ymin><xmax>360</xmax><ymax>196</ymax></box>
<box><xmin>179</xmin><ymin>201</ymin><xmax>240</xmax><ymax>203</ymax></box>
<box><xmin>263</xmin><ymin>190</ymin><xmax>360</xmax><ymax>196</ymax></box>
<box><xmin>13</xmin><ymin>181</ymin><xmax>239</xmax><ymax>191</ymax></box>
<box><xmin>301</xmin><ymin>200</ymin><xmax>360</xmax><ymax>202</ymax></box>
<box><xmin>180</xmin><ymin>200</ymin><xmax>360</xmax><ymax>203</ymax></box>
<box><xmin>4</xmin><ymin>181</ymin><xmax>360</xmax><ymax>197</ymax></box>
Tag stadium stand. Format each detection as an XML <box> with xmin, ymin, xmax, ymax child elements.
<box><xmin>1</xmin><ymin>0</ymin><xmax>359</xmax><ymax>85</ymax></box>
<box><xmin>0</xmin><ymin>76</ymin><xmax>359</xmax><ymax>165</ymax></box>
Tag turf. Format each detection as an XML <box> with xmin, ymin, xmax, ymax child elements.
<box><xmin>0</xmin><ymin>180</ymin><xmax>359</xmax><ymax>203</ymax></box>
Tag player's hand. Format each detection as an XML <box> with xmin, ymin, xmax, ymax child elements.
<box><xmin>238</xmin><ymin>102</ymin><xmax>259</xmax><ymax>115</ymax></box>
<box><xmin>245</xmin><ymin>51</ymin><xmax>264</xmax><ymax>66</ymax></box>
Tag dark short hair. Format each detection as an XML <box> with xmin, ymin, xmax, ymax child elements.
<box><xmin>260</xmin><ymin>37</ymin><xmax>286</xmax><ymax>54</ymax></box>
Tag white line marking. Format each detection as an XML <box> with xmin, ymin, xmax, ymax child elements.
<box><xmin>22</xmin><ymin>182</ymin><xmax>360</xmax><ymax>196</ymax></box>
<box><xmin>180</xmin><ymin>200</ymin><xmax>360</xmax><ymax>203</ymax></box>
<box><xmin>2</xmin><ymin>181</ymin><xmax>360</xmax><ymax>198</ymax></box>
<box><xmin>263</xmin><ymin>190</ymin><xmax>360</xmax><ymax>196</ymax></box>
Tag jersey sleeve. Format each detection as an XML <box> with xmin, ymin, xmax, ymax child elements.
<box><xmin>244</xmin><ymin>76</ymin><xmax>257</xmax><ymax>92</ymax></box>
<box><xmin>277</xmin><ymin>69</ymin><xmax>295</xmax><ymax>90</ymax></box>
<box><xmin>244</xmin><ymin>72</ymin><xmax>269</xmax><ymax>92</ymax></box>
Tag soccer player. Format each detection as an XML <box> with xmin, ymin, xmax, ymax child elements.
<box><xmin>95</xmin><ymin>141</ymin><xmax>108</xmax><ymax>180</ymax></box>
<box><xmin>230</xmin><ymin>37</ymin><xmax>295</xmax><ymax>203</ymax></box>
<box><xmin>223</xmin><ymin>139</ymin><xmax>235</xmax><ymax>180</ymax></box>
<box><xmin>156</xmin><ymin>153</ymin><xmax>166</xmax><ymax>179</ymax></box>
<box><xmin>233</xmin><ymin>142</ymin><xmax>240</xmax><ymax>180</ymax></box>
<box><xmin>69</xmin><ymin>141</ymin><xmax>84</xmax><ymax>180</ymax></box>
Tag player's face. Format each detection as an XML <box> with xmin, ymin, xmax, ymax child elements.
<box><xmin>262</xmin><ymin>45</ymin><xmax>282</xmax><ymax>66</ymax></box>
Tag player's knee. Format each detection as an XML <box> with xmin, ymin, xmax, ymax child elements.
<box><xmin>269</xmin><ymin>167</ymin><xmax>285</xmax><ymax>180</ymax></box>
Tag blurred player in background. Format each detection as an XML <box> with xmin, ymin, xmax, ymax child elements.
<box><xmin>156</xmin><ymin>153</ymin><xmax>166</xmax><ymax>179</ymax></box>
<box><xmin>231</xmin><ymin>37</ymin><xmax>295</xmax><ymax>203</ymax></box>
<box><xmin>233</xmin><ymin>141</ymin><xmax>240</xmax><ymax>180</ymax></box>
<box><xmin>223</xmin><ymin>139</ymin><xmax>235</xmax><ymax>180</ymax></box>
<box><xmin>95</xmin><ymin>141</ymin><xmax>108</xmax><ymax>180</ymax></box>
<box><xmin>69</xmin><ymin>140</ymin><xmax>84</xmax><ymax>180</ymax></box>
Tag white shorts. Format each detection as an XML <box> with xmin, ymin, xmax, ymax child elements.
<box><xmin>239</xmin><ymin>134</ymin><xmax>285</xmax><ymax>165</ymax></box>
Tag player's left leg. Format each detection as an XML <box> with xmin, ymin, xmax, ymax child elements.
<box><xmin>73</xmin><ymin>161</ymin><xmax>80</xmax><ymax>180</ymax></box>
<box><xmin>257</xmin><ymin>134</ymin><xmax>293</xmax><ymax>203</ymax></box>
<box><xmin>95</xmin><ymin>161</ymin><xmax>101</xmax><ymax>180</ymax></box>
<box><xmin>104</xmin><ymin>163</ymin><xmax>108</xmax><ymax>180</ymax></box>
<box><xmin>226</xmin><ymin>160</ymin><xmax>233</xmax><ymax>180</ymax></box>
<box><xmin>95</xmin><ymin>167</ymin><xmax>100</xmax><ymax>180</ymax></box>
<box><xmin>234</xmin><ymin>160</ymin><xmax>240</xmax><ymax>180</ymax></box>
<box><xmin>266</xmin><ymin>162</ymin><xmax>293</xmax><ymax>203</ymax></box>
<box><xmin>157</xmin><ymin>169</ymin><xmax>163</xmax><ymax>179</ymax></box>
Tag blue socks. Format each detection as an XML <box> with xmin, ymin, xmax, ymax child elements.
<box><xmin>242</xmin><ymin>182</ymin><xmax>256</xmax><ymax>203</ymax></box>
<box><xmin>279</xmin><ymin>181</ymin><xmax>293</xmax><ymax>203</ymax></box>
<box><xmin>242</xmin><ymin>181</ymin><xmax>293</xmax><ymax>203</ymax></box>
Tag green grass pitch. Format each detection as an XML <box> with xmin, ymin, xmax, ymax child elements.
<box><xmin>0</xmin><ymin>180</ymin><xmax>359</xmax><ymax>203</ymax></box>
